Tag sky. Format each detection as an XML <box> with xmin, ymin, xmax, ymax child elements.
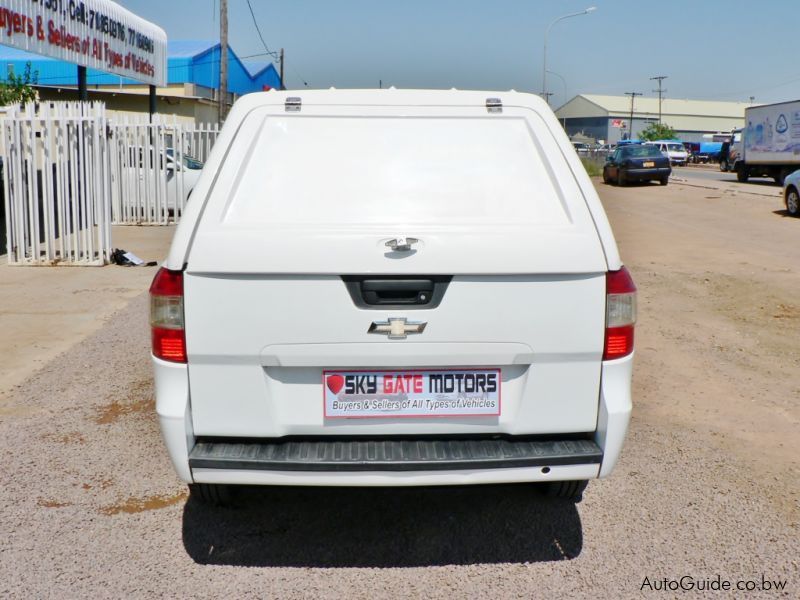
<box><xmin>123</xmin><ymin>0</ymin><xmax>800</xmax><ymax>106</ymax></box>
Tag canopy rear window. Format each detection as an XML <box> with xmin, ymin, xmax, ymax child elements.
<box><xmin>220</xmin><ymin>115</ymin><xmax>572</xmax><ymax>227</ymax></box>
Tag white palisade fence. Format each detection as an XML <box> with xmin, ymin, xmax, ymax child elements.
<box><xmin>109</xmin><ymin>118</ymin><xmax>219</xmax><ymax>226</ymax></box>
<box><xmin>2</xmin><ymin>102</ymin><xmax>111</xmax><ymax>266</ymax></box>
<box><xmin>2</xmin><ymin>102</ymin><xmax>220</xmax><ymax>265</ymax></box>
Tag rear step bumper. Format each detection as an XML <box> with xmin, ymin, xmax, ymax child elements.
<box><xmin>188</xmin><ymin>438</ymin><xmax>602</xmax><ymax>472</ymax></box>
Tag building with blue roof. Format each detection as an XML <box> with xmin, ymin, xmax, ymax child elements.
<box><xmin>0</xmin><ymin>40</ymin><xmax>281</xmax><ymax>94</ymax></box>
<box><xmin>0</xmin><ymin>41</ymin><xmax>281</xmax><ymax>125</ymax></box>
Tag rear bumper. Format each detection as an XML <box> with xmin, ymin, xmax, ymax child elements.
<box><xmin>624</xmin><ymin>167</ymin><xmax>671</xmax><ymax>181</ymax></box>
<box><xmin>153</xmin><ymin>353</ymin><xmax>633</xmax><ymax>486</ymax></box>
<box><xmin>189</xmin><ymin>437</ymin><xmax>602</xmax><ymax>471</ymax></box>
<box><xmin>192</xmin><ymin>464</ymin><xmax>600</xmax><ymax>486</ymax></box>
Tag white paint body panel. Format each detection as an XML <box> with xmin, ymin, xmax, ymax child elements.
<box><xmin>184</xmin><ymin>274</ymin><xmax>605</xmax><ymax>437</ymax></box>
<box><xmin>154</xmin><ymin>89</ymin><xmax>633</xmax><ymax>486</ymax></box>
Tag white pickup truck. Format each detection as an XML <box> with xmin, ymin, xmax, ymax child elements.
<box><xmin>150</xmin><ymin>90</ymin><xmax>636</xmax><ymax>505</ymax></box>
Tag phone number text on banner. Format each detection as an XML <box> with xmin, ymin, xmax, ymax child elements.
<box><xmin>0</xmin><ymin>0</ymin><xmax>167</xmax><ymax>86</ymax></box>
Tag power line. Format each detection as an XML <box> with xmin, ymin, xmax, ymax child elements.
<box><xmin>243</xmin><ymin>1</ymin><xmax>307</xmax><ymax>87</ymax></box>
<box><xmin>245</xmin><ymin>0</ymin><xmax>279</xmax><ymax>60</ymax></box>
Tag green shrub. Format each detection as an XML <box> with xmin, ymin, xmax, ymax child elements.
<box><xmin>581</xmin><ymin>156</ymin><xmax>604</xmax><ymax>177</ymax></box>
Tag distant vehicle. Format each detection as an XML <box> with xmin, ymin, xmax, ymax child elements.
<box><xmin>603</xmin><ymin>143</ymin><xmax>671</xmax><ymax>186</ymax></box>
<box><xmin>596</xmin><ymin>143</ymin><xmax>615</xmax><ymax>154</ymax></box>
<box><xmin>644</xmin><ymin>140</ymin><xmax>689</xmax><ymax>166</ymax></box>
<box><xmin>782</xmin><ymin>169</ymin><xmax>800</xmax><ymax>216</ymax></box>
<box><xmin>730</xmin><ymin>100</ymin><xmax>800</xmax><ymax>184</ymax></box>
<box><xmin>696</xmin><ymin>142</ymin><xmax>723</xmax><ymax>163</ymax></box>
<box><xmin>685</xmin><ymin>142</ymin><xmax>722</xmax><ymax>164</ymax></box>
<box><xmin>719</xmin><ymin>129</ymin><xmax>742</xmax><ymax>172</ymax></box>
<box><xmin>119</xmin><ymin>148</ymin><xmax>204</xmax><ymax>208</ymax></box>
<box><xmin>572</xmin><ymin>142</ymin><xmax>591</xmax><ymax>156</ymax></box>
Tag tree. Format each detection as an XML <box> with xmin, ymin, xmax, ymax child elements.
<box><xmin>639</xmin><ymin>122</ymin><xmax>677</xmax><ymax>141</ymax></box>
<box><xmin>0</xmin><ymin>62</ymin><xmax>39</xmax><ymax>106</ymax></box>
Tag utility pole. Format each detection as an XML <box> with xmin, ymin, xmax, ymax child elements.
<box><xmin>279</xmin><ymin>48</ymin><xmax>286</xmax><ymax>90</ymax></box>
<box><xmin>650</xmin><ymin>75</ymin><xmax>668</xmax><ymax>123</ymax></box>
<box><xmin>625</xmin><ymin>92</ymin><xmax>642</xmax><ymax>139</ymax></box>
<box><xmin>541</xmin><ymin>92</ymin><xmax>554</xmax><ymax>104</ymax></box>
<box><xmin>218</xmin><ymin>0</ymin><xmax>228</xmax><ymax>124</ymax></box>
<box><xmin>77</xmin><ymin>66</ymin><xmax>87</xmax><ymax>102</ymax></box>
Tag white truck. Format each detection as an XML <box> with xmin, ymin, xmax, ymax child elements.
<box><xmin>150</xmin><ymin>90</ymin><xmax>636</xmax><ymax>506</ymax></box>
<box><xmin>731</xmin><ymin>100</ymin><xmax>800</xmax><ymax>184</ymax></box>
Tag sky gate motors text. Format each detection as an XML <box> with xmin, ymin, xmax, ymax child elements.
<box><xmin>342</xmin><ymin>372</ymin><xmax>499</xmax><ymax>395</ymax></box>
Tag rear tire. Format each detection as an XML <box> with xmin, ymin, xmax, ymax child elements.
<box><xmin>189</xmin><ymin>483</ymin><xmax>233</xmax><ymax>507</ymax></box>
<box><xmin>736</xmin><ymin>166</ymin><xmax>749</xmax><ymax>182</ymax></box>
<box><xmin>787</xmin><ymin>187</ymin><xmax>800</xmax><ymax>216</ymax></box>
<box><xmin>776</xmin><ymin>168</ymin><xmax>792</xmax><ymax>186</ymax></box>
<box><xmin>659</xmin><ymin>177</ymin><xmax>669</xmax><ymax>186</ymax></box>
<box><xmin>542</xmin><ymin>480</ymin><xmax>589</xmax><ymax>501</ymax></box>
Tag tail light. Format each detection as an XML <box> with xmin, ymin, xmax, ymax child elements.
<box><xmin>604</xmin><ymin>266</ymin><xmax>637</xmax><ymax>360</ymax></box>
<box><xmin>150</xmin><ymin>268</ymin><xmax>186</xmax><ymax>363</ymax></box>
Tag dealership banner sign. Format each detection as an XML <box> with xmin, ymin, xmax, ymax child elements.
<box><xmin>0</xmin><ymin>0</ymin><xmax>167</xmax><ymax>86</ymax></box>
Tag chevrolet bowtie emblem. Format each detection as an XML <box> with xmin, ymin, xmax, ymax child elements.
<box><xmin>368</xmin><ymin>317</ymin><xmax>427</xmax><ymax>340</ymax></box>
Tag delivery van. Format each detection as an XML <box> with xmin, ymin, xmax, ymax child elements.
<box><xmin>644</xmin><ymin>140</ymin><xmax>689</xmax><ymax>166</ymax></box>
<box><xmin>150</xmin><ymin>90</ymin><xmax>636</xmax><ymax>506</ymax></box>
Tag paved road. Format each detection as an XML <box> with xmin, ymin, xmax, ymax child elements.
<box><xmin>673</xmin><ymin>165</ymin><xmax>782</xmax><ymax>187</ymax></box>
<box><xmin>0</xmin><ymin>179</ymin><xmax>797</xmax><ymax>598</ymax></box>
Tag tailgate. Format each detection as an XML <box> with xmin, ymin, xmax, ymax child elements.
<box><xmin>185</xmin><ymin>273</ymin><xmax>605</xmax><ymax>437</ymax></box>
<box><xmin>183</xmin><ymin>97</ymin><xmax>608</xmax><ymax>437</ymax></box>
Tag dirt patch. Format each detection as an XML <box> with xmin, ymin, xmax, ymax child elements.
<box><xmin>37</xmin><ymin>499</ymin><xmax>71</xmax><ymax>509</ymax></box>
<box><xmin>80</xmin><ymin>479</ymin><xmax>114</xmax><ymax>491</ymax></box>
<box><xmin>600</xmin><ymin>180</ymin><xmax>800</xmax><ymax>521</ymax></box>
<box><xmin>94</xmin><ymin>380</ymin><xmax>154</xmax><ymax>425</ymax></box>
<box><xmin>773</xmin><ymin>303</ymin><xmax>800</xmax><ymax>320</ymax></box>
<box><xmin>94</xmin><ymin>397</ymin><xmax>153</xmax><ymax>425</ymax></box>
<box><xmin>41</xmin><ymin>432</ymin><xmax>86</xmax><ymax>445</ymax></box>
<box><xmin>99</xmin><ymin>491</ymin><xmax>187</xmax><ymax>516</ymax></box>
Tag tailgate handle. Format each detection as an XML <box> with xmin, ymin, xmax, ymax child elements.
<box><xmin>342</xmin><ymin>275</ymin><xmax>452</xmax><ymax>309</ymax></box>
<box><xmin>362</xmin><ymin>279</ymin><xmax>434</xmax><ymax>305</ymax></box>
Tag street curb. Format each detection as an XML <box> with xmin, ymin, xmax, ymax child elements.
<box><xmin>670</xmin><ymin>177</ymin><xmax>781</xmax><ymax>199</ymax></box>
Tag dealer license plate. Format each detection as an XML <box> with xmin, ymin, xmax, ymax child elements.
<box><xmin>643</xmin><ymin>161</ymin><xmax>655</xmax><ymax>167</ymax></box>
<box><xmin>323</xmin><ymin>369</ymin><xmax>501</xmax><ymax>419</ymax></box>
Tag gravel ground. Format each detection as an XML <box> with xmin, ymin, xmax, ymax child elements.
<box><xmin>1</xmin><ymin>180</ymin><xmax>798</xmax><ymax>598</ymax></box>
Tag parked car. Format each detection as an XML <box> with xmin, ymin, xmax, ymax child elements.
<box><xmin>164</xmin><ymin>150</ymin><xmax>204</xmax><ymax>203</ymax></box>
<box><xmin>119</xmin><ymin>148</ymin><xmax>204</xmax><ymax>209</ymax></box>
<box><xmin>782</xmin><ymin>169</ymin><xmax>800</xmax><ymax>216</ymax></box>
<box><xmin>572</xmin><ymin>142</ymin><xmax>591</xmax><ymax>156</ymax></box>
<box><xmin>603</xmin><ymin>143</ymin><xmax>671</xmax><ymax>186</ymax></box>
<box><xmin>643</xmin><ymin>140</ymin><xmax>689</xmax><ymax>166</ymax></box>
<box><xmin>151</xmin><ymin>90</ymin><xmax>636</xmax><ymax>505</ymax></box>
